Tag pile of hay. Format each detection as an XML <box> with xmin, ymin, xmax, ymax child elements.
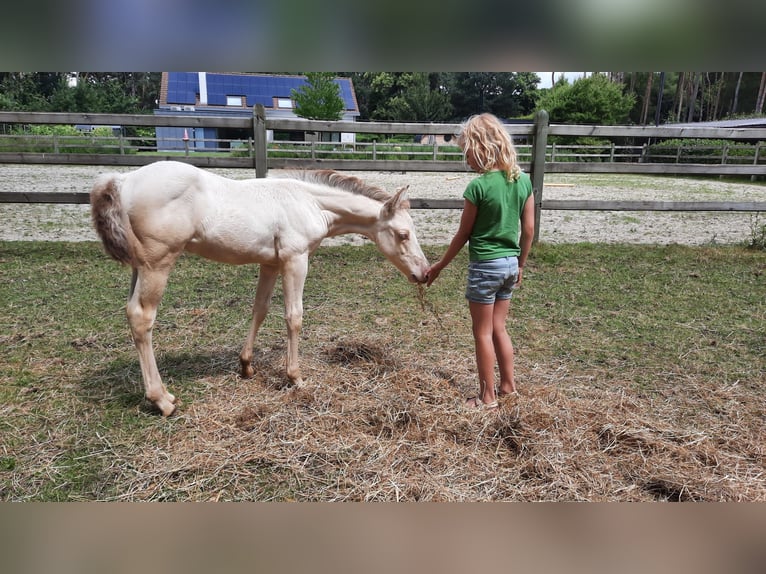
<box><xmin>112</xmin><ymin>336</ymin><xmax>764</xmax><ymax>501</ymax></box>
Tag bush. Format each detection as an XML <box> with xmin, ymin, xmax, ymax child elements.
<box><xmin>646</xmin><ymin>139</ymin><xmax>763</xmax><ymax>164</ymax></box>
<box><xmin>0</xmin><ymin>124</ymin><xmax>135</xmax><ymax>154</ymax></box>
<box><xmin>747</xmin><ymin>213</ymin><xmax>766</xmax><ymax>250</ymax></box>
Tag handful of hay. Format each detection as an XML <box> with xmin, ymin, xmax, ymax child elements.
<box><xmin>416</xmin><ymin>283</ymin><xmax>442</xmax><ymax>326</ymax></box>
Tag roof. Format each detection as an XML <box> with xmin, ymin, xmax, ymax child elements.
<box><xmin>159</xmin><ymin>72</ymin><xmax>358</xmax><ymax>113</ymax></box>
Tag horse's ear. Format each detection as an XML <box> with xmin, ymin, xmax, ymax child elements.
<box><xmin>382</xmin><ymin>185</ymin><xmax>410</xmax><ymax>217</ymax></box>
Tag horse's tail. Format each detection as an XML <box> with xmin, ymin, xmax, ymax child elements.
<box><xmin>90</xmin><ymin>173</ymin><xmax>136</xmax><ymax>266</ymax></box>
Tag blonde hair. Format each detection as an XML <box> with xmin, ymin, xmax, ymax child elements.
<box><xmin>457</xmin><ymin>113</ymin><xmax>521</xmax><ymax>181</ymax></box>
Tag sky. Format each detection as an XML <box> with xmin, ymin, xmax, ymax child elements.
<box><xmin>536</xmin><ymin>72</ymin><xmax>591</xmax><ymax>89</ymax></box>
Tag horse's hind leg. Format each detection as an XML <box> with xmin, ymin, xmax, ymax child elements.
<box><xmin>239</xmin><ymin>264</ymin><xmax>279</xmax><ymax>379</ymax></box>
<box><xmin>127</xmin><ymin>263</ymin><xmax>177</xmax><ymax>416</ymax></box>
<box><xmin>281</xmin><ymin>256</ymin><xmax>308</xmax><ymax>387</ymax></box>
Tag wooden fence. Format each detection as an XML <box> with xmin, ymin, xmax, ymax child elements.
<box><xmin>2</xmin><ymin>108</ymin><xmax>766</xmax><ymax>242</ymax></box>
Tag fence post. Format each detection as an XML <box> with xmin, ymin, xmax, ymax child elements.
<box><xmin>530</xmin><ymin>109</ymin><xmax>549</xmax><ymax>243</ymax></box>
<box><xmin>253</xmin><ymin>104</ymin><xmax>267</xmax><ymax>178</ymax></box>
<box><xmin>752</xmin><ymin>142</ymin><xmax>762</xmax><ymax>182</ymax></box>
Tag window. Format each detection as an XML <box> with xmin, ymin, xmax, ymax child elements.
<box><xmin>227</xmin><ymin>96</ymin><xmax>243</xmax><ymax>107</ymax></box>
<box><xmin>277</xmin><ymin>98</ymin><xmax>293</xmax><ymax>109</ymax></box>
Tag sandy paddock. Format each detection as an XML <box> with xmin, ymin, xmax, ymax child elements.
<box><xmin>1</xmin><ymin>164</ymin><xmax>764</xmax><ymax>246</ymax></box>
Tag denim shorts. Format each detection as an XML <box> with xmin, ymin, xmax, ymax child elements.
<box><xmin>465</xmin><ymin>256</ymin><xmax>520</xmax><ymax>304</ymax></box>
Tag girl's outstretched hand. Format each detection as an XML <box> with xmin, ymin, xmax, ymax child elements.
<box><xmin>425</xmin><ymin>262</ymin><xmax>443</xmax><ymax>287</ymax></box>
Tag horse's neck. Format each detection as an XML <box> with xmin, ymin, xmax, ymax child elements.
<box><xmin>314</xmin><ymin>191</ymin><xmax>380</xmax><ymax>239</ymax></box>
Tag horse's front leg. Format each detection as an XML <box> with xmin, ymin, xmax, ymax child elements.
<box><xmin>239</xmin><ymin>264</ymin><xmax>279</xmax><ymax>378</ymax></box>
<box><xmin>281</xmin><ymin>255</ymin><xmax>309</xmax><ymax>387</ymax></box>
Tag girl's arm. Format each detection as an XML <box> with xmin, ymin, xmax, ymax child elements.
<box><xmin>426</xmin><ymin>198</ymin><xmax>477</xmax><ymax>286</ymax></box>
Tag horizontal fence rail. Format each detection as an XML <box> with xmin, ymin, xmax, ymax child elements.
<box><xmin>2</xmin><ymin>109</ymin><xmax>766</xmax><ymax>242</ymax></box>
<box><xmin>4</xmin><ymin>193</ymin><xmax>765</xmax><ymax>215</ymax></box>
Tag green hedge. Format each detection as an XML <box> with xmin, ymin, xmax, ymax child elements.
<box><xmin>646</xmin><ymin>139</ymin><xmax>765</xmax><ymax>164</ymax></box>
<box><xmin>0</xmin><ymin>125</ymin><xmax>136</xmax><ymax>154</ymax></box>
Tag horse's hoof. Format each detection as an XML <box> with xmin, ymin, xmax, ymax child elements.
<box><xmin>154</xmin><ymin>397</ymin><xmax>178</xmax><ymax>417</ymax></box>
<box><xmin>240</xmin><ymin>360</ymin><xmax>254</xmax><ymax>379</ymax></box>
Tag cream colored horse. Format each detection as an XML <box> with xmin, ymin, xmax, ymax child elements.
<box><xmin>91</xmin><ymin>160</ymin><xmax>429</xmax><ymax>416</ymax></box>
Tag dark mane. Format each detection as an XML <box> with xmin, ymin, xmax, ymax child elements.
<box><xmin>289</xmin><ymin>169</ymin><xmax>392</xmax><ymax>203</ymax></box>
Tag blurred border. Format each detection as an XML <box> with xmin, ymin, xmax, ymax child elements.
<box><xmin>2</xmin><ymin>2</ymin><xmax>764</xmax><ymax>574</ymax></box>
<box><xmin>1</xmin><ymin>0</ymin><xmax>763</xmax><ymax>70</ymax></box>
<box><xmin>1</xmin><ymin>503</ymin><xmax>765</xmax><ymax>574</ymax></box>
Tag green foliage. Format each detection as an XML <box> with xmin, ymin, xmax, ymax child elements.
<box><xmin>646</xmin><ymin>139</ymin><xmax>764</xmax><ymax>164</ymax></box>
<box><xmin>537</xmin><ymin>73</ymin><xmax>636</xmax><ymax>124</ymax></box>
<box><xmin>367</xmin><ymin>73</ymin><xmax>453</xmax><ymax>122</ymax></box>
<box><xmin>351</xmin><ymin>72</ymin><xmax>539</xmax><ymax>122</ymax></box>
<box><xmin>292</xmin><ymin>72</ymin><xmax>345</xmax><ymax>121</ymax></box>
<box><xmin>448</xmin><ymin>72</ymin><xmax>540</xmax><ymax>119</ymax></box>
<box><xmin>1</xmin><ymin>125</ymin><xmax>134</xmax><ymax>154</ymax></box>
<box><xmin>0</xmin><ymin>72</ymin><xmax>158</xmax><ymax>113</ymax></box>
<box><xmin>548</xmin><ymin>136</ymin><xmax>614</xmax><ymax>162</ymax></box>
<box><xmin>747</xmin><ymin>213</ymin><xmax>766</xmax><ymax>250</ymax></box>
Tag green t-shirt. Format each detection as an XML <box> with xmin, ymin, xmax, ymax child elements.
<box><xmin>463</xmin><ymin>170</ymin><xmax>533</xmax><ymax>261</ymax></box>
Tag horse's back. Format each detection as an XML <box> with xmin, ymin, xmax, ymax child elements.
<box><xmin>122</xmin><ymin>161</ymin><xmax>210</xmax><ymax>200</ymax></box>
<box><xmin>118</xmin><ymin>161</ymin><xmax>326</xmax><ymax>265</ymax></box>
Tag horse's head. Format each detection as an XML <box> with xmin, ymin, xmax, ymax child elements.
<box><xmin>374</xmin><ymin>185</ymin><xmax>430</xmax><ymax>284</ymax></box>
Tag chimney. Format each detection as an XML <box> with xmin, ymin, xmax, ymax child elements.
<box><xmin>198</xmin><ymin>72</ymin><xmax>208</xmax><ymax>105</ymax></box>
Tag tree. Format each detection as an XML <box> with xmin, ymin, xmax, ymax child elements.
<box><xmin>292</xmin><ymin>73</ymin><xmax>345</xmax><ymax>121</ymax></box>
<box><xmin>0</xmin><ymin>72</ymin><xmax>160</xmax><ymax>114</ymax></box>
<box><xmin>0</xmin><ymin>72</ymin><xmax>68</xmax><ymax>111</ymax></box>
<box><xmin>536</xmin><ymin>73</ymin><xmax>635</xmax><ymax>124</ymax></box>
<box><xmin>447</xmin><ymin>72</ymin><xmax>540</xmax><ymax>120</ymax></box>
<box><xmin>368</xmin><ymin>73</ymin><xmax>452</xmax><ymax>122</ymax></box>
<box><xmin>358</xmin><ymin>72</ymin><xmax>415</xmax><ymax>121</ymax></box>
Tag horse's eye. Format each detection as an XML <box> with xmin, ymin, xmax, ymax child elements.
<box><xmin>398</xmin><ymin>230</ymin><xmax>409</xmax><ymax>241</ymax></box>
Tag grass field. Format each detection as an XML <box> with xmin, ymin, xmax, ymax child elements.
<box><xmin>0</xmin><ymin>240</ymin><xmax>764</xmax><ymax>501</ymax></box>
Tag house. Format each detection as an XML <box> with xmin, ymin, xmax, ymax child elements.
<box><xmin>154</xmin><ymin>72</ymin><xmax>359</xmax><ymax>151</ymax></box>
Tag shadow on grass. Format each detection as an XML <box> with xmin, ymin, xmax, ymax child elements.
<box><xmin>79</xmin><ymin>347</ymin><xmax>288</xmax><ymax>414</ymax></box>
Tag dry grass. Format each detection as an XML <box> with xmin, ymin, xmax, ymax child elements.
<box><xmin>104</xmin><ymin>351</ymin><xmax>763</xmax><ymax>502</ymax></box>
<box><xmin>0</xmin><ymin>241</ymin><xmax>764</xmax><ymax>501</ymax></box>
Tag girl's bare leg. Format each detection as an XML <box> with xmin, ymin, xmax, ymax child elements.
<box><xmin>492</xmin><ymin>298</ymin><xmax>517</xmax><ymax>395</ymax></box>
<box><xmin>469</xmin><ymin>301</ymin><xmax>498</xmax><ymax>405</ymax></box>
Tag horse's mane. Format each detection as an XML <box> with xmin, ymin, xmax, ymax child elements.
<box><xmin>288</xmin><ymin>170</ymin><xmax>392</xmax><ymax>203</ymax></box>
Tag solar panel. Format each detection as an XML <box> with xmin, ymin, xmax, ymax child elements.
<box><xmin>165</xmin><ymin>72</ymin><xmax>357</xmax><ymax>111</ymax></box>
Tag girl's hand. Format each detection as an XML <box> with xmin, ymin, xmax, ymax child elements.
<box><xmin>426</xmin><ymin>263</ymin><xmax>442</xmax><ymax>287</ymax></box>
<box><xmin>514</xmin><ymin>267</ymin><xmax>524</xmax><ymax>288</ymax></box>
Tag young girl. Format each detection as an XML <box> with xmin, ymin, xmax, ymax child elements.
<box><xmin>426</xmin><ymin>113</ymin><xmax>535</xmax><ymax>410</ymax></box>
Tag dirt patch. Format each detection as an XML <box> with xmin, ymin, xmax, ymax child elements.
<box><xmin>1</xmin><ymin>164</ymin><xmax>764</xmax><ymax>245</ymax></box>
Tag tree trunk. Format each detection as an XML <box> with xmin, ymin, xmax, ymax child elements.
<box><xmin>732</xmin><ymin>72</ymin><xmax>743</xmax><ymax>115</ymax></box>
<box><xmin>641</xmin><ymin>73</ymin><xmax>653</xmax><ymax>125</ymax></box>
<box><xmin>756</xmin><ymin>72</ymin><xmax>766</xmax><ymax>114</ymax></box>
<box><xmin>686</xmin><ymin>72</ymin><xmax>701</xmax><ymax>122</ymax></box>
<box><xmin>712</xmin><ymin>72</ymin><xmax>724</xmax><ymax>120</ymax></box>
<box><xmin>674</xmin><ymin>72</ymin><xmax>686</xmax><ymax>122</ymax></box>
<box><xmin>699</xmin><ymin>72</ymin><xmax>710</xmax><ymax>122</ymax></box>
<box><xmin>654</xmin><ymin>72</ymin><xmax>666</xmax><ymax>126</ymax></box>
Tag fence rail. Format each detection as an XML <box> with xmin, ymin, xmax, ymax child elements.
<box><xmin>2</xmin><ymin>109</ymin><xmax>766</xmax><ymax>242</ymax></box>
